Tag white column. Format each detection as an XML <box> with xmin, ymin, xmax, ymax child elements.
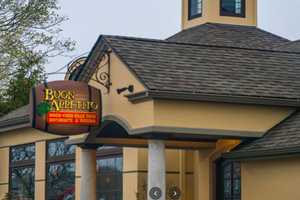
<box><xmin>80</xmin><ymin>147</ymin><xmax>97</xmax><ymax>200</ymax></box>
<box><xmin>148</xmin><ymin>140</ymin><xmax>166</xmax><ymax>200</ymax></box>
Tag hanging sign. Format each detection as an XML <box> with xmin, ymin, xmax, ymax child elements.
<box><xmin>30</xmin><ymin>80</ymin><xmax>102</xmax><ymax>135</ymax></box>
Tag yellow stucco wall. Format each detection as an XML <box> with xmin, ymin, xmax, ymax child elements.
<box><xmin>75</xmin><ymin>147</ymin><xmax>82</xmax><ymax>200</ymax></box>
<box><xmin>0</xmin><ymin>128</ymin><xmax>64</xmax><ymax>148</ymax></box>
<box><xmin>241</xmin><ymin>157</ymin><xmax>300</xmax><ymax>200</ymax></box>
<box><xmin>0</xmin><ymin>147</ymin><xmax>9</xmax><ymax>200</ymax></box>
<box><xmin>182</xmin><ymin>0</ymin><xmax>257</xmax><ymax>29</ymax></box>
<box><xmin>0</xmin><ymin>127</ymin><xmax>200</xmax><ymax>200</ymax></box>
<box><xmin>0</xmin><ymin>38</ymin><xmax>296</xmax><ymax>200</ymax></box>
<box><xmin>89</xmin><ymin>52</ymin><xmax>154</xmax><ymax>130</ymax></box>
<box><xmin>84</xmin><ymin>49</ymin><xmax>298</xmax><ymax>200</ymax></box>
<box><xmin>35</xmin><ymin>141</ymin><xmax>46</xmax><ymax>200</ymax></box>
<box><xmin>0</xmin><ymin>128</ymin><xmax>65</xmax><ymax>199</ymax></box>
<box><xmin>153</xmin><ymin>100</ymin><xmax>293</xmax><ymax>137</ymax></box>
<box><xmin>123</xmin><ymin>148</ymin><xmax>195</xmax><ymax>200</ymax></box>
<box><xmin>193</xmin><ymin>149</ymin><xmax>215</xmax><ymax>200</ymax></box>
<box><xmin>88</xmin><ymin>51</ymin><xmax>294</xmax><ymax>140</ymax></box>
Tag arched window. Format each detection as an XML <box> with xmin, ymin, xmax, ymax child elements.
<box><xmin>220</xmin><ymin>0</ymin><xmax>245</xmax><ymax>17</ymax></box>
<box><xmin>188</xmin><ymin>0</ymin><xmax>203</xmax><ymax>20</ymax></box>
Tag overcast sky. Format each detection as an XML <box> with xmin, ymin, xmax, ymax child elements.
<box><xmin>47</xmin><ymin>0</ymin><xmax>300</xmax><ymax>80</ymax></box>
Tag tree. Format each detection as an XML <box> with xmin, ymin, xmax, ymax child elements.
<box><xmin>0</xmin><ymin>55</ymin><xmax>45</xmax><ymax>116</ymax></box>
<box><xmin>0</xmin><ymin>0</ymin><xmax>75</xmax><ymax>116</ymax></box>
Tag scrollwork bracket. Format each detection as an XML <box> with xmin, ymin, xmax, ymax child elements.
<box><xmin>92</xmin><ymin>50</ymin><xmax>112</xmax><ymax>93</ymax></box>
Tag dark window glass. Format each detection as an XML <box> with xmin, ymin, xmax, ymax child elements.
<box><xmin>48</xmin><ymin>140</ymin><xmax>76</xmax><ymax>158</ymax></box>
<box><xmin>189</xmin><ymin>0</ymin><xmax>202</xmax><ymax>19</ymax></box>
<box><xmin>11</xmin><ymin>167</ymin><xmax>35</xmax><ymax>199</ymax></box>
<box><xmin>46</xmin><ymin>140</ymin><xmax>76</xmax><ymax>200</ymax></box>
<box><xmin>47</xmin><ymin>163</ymin><xmax>75</xmax><ymax>200</ymax></box>
<box><xmin>96</xmin><ymin>147</ymin><xmax>123</xmax><ymax>200</ymax></box>
<box><xmin>216</xmin><ymin>160</ymin><xmax>241</xmax><ymax>200</ymax></box>
<box><xmin>11</xmin><ymin>145</ymin><xmax>35</xmax><ymax>162</ymax></box>
<box><xmin>10</xmin><ymin>144</ymin><xmax>35</xmax><ymax>200</ymax></box>
<box><xmin>221</xmin><ymin>0</ymin><xmax>245</xmax><ymax>17</ymax></box>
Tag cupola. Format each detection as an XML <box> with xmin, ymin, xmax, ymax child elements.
<box><xmin>182</xmin><ymin>0</ymin><xmax>257</xmax><ymax>29</ymax></box>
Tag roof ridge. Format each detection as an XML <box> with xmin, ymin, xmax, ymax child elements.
<box><xmin>103</xmin><ymin>34</ymin><xmax>300</xmax><ymax>55</ymax></box>
<box><xmin>251</xmin><ymin>27</ymin><xmax>290</xmax><ymax>42</ymax></box>
<box><xmin>167</xmin><ymin>22</ymin><xmax>289</xmax><ymax>41</ymax></box>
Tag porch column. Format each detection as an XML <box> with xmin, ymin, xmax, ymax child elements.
<box><xmin>80</xmin><ymin>147</ymin><xmax>97</xmax><ymax>200</ymax></box>
<box><xmin>148</xmin><ymin>140</ymin><xmax>166</xmax><ymax>200</ymax></box>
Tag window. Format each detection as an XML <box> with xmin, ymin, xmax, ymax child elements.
<box><xmin>216</xmin><ymin>160</ymin><xmax>241</xmax><ymax>200</ymax></box>
<box><xmin>188</xmin><ymin>0</ymin><xmax>202</xmax><ymax>20</ymax></box>
<box><xmin>220</xmin><ymin>0</ymin><xmax>245</xmax><ymax>17</ymax></box>
<box><xmin>9</xmin><ymin>144</ymin><xmax>35</xmax><ymax>200</ymax></box>
<box><xmin>46</xmin><ymin>139</ymin><xmax>76</xmax><ymax>200</ymax></box>
<box><xmin>96</xmin><ymin>147</ymin><xmax>123</xmax><ymax>200</ymax></box>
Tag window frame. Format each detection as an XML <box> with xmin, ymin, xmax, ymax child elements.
<box><xmin>96</xmin><ymin>147</ymin><xmax>123</xmax><ymax>200</ymax></box>
<box><xmin>45</xmin><ymin>138</ymin><xmax>76</xmax><ymax>200</ymax></box>
<box><xmin>9</xmin><ymin>143</ymin><xmax>36</xmax><ymax>200</ymax></box>
<box><xmin>46</xmin><ymin>138</ymin><xmax>76</xmax><ymax>162</ymax></box>
<box><xmin>188</xmin><ymin>0</ymin><xmax>203</xmax><ymax>20</ymax></box>
<box><xmin>216</xmin><ymin>159</ymin><xmax>241</xmax><ymax>200</ymax></box>
<box><xmin>220</xmin><ymin>0</ymin><xmax>246</xmax><ymax>18</ymax></box>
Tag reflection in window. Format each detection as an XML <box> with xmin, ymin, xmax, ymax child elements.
<box><xmin>221</xmin><ymin>0</ymin><xmax>245</xmax><ymax>17</ymax></box>
<box><xmin>11</xmin><ymin>144</ymin><xmax>35</xmax><ymax>162</ymax></box>
<box><xmin>47</xmin><ymin>163</ymin><xmax>75</xmax><ymax>200</ymax></box>
<box><xmin>220</xmin><ymin>161</ymin><xmax>241</xmax><ymax>200</ymax></box>
<box><xmin>96</xmin><ymin>148</ymin><xmax>123</xmax><ymax>200</ymax></box>
<box><xmin>46</xmin><ymin>140</ymin><xmax>76</xmax><ymax>200</ymax></box>
<box><xmin>189</xmin><ymin>0</ymin><xmax>202</xmax><ymax>19</ymax></box>
<box><xmin>10</xmin><ymin>144</ymin><xmax>35</xmax><ymax>200</ymax></box>
<box><xmin>48</xmin><ymin>140</ymin><xmax>76</xmax><ymax>157</ymax></box>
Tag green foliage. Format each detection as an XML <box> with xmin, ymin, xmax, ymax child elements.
<box><xmin>37</xmin><ymin>101</ymin><xmax>51</xmax><ymax>116</ymax></box>
<box><xmin>0</xmin><ymin>58</ymin><xmax>46</xmax><ymax>116</ymax></box>
<box><xmin>0</xmin><ymin>0</ymin><xmax>75</xmax><ymax>116</ymax></box>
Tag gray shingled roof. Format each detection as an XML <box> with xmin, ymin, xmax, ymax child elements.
<box><xmin>226</xmin><ymin>111</ymin><xmax>300</xmax><ymax>159</ymax></box>
<box><xmin>276</xmin><ymin>40</ymin><xmax>300</xmax><ymax>53</ymax></box>
<box><xmin>74</xmin><ymin>35</ymin><xmax>300</xmax><ymax>106</ymax></box>
<box><xmin>0</xmin><ymin>105</ymin><xmax>29</xmax><ymax>121</ymax></box>
<box><xmin>0</xmin><ymin>105</ymin><xmax>30</xmax><ymax>133</ymax></box>
<box><xmin>167</xmin><ymin>23</ymin><xmax>290</xmax><ymax>49</ymax></box>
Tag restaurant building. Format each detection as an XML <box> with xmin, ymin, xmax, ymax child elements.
<box><xmin>1</xmin><ymin>0</ymin><xmax>300</xmax><ymax>200</ymax></box>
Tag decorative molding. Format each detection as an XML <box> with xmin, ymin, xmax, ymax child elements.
<box><xmin>130</xmin><ymin>126</ymin><xmax>264</xmax><ymax>139</ymax></box>
<box><xmin>126</xmin><ymin>90</ymin><xmax>300</xmax><ymax>107</ymax></box>
<box><xmin>224</xmin><ymin>146</ymin><xmax>300</xmax><ymax>160</ymax></box>
<box><xmin>91</xmin><ymin>50</ymin><xmax>112</xmax><ymax>93</ymax></box>
<box><xmin>123</xmin><ymin>170</ymin><xmax>194</xmax><ymax>175</ymax></box>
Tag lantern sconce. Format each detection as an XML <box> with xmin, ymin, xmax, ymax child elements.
<box><xmin>117</xmin><ymin>85</ymin><xmax>134</xmax><ymax>95</ymax></box>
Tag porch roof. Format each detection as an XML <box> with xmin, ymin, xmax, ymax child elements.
<box><xmin>0</xmin><ymin>105</ymin><xmax>30</xmax><ymax>133</ymax></box>
<box><xmin>74</xmin><ymin>34</ymin><xmax>300</xmax><ymax>106</ymax></box>
<box><xmin>225</xmin><ymin>110</ymin><xmax>300</xmax><ymax>159</ymax></box>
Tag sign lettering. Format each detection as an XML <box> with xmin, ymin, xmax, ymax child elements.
<box><xmin>30</xmin><ymin>80</ymin><xmax>102</xmax><ymax>135</ymax></box>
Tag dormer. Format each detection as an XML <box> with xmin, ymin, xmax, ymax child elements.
<box><xmin>182</xmin><ymin>0</ymin><xmax>257</xmax><ymax>30</ymax></box>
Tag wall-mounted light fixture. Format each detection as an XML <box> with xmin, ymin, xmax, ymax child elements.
<box><xmin>117</xmin><ymin>85</ymin><xmax>134</xmax><ymax>95</ymax></box>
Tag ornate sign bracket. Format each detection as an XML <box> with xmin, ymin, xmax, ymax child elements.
<box><xmin>91</xmin><ymin>50</ymin><xmax>112</xmax><ymax>94</ymax></box>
